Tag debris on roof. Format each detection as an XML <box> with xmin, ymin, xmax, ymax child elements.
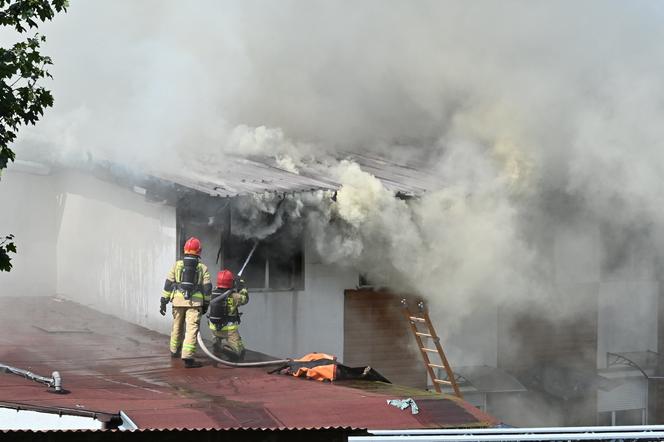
<box><xmin>0</xmin><ymin>297</ymin><xmax>496</xmax><ymax>430</ymax></box>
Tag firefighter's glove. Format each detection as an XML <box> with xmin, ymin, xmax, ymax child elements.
<box><xmin>159</xmin><ymin>297</ymin><xmax>169</xmax><ymax>316</ymax></box>
<box><xmin>201</xmin><ymin>303</ymin><xmax>209</xmax><ymax>315</ymax></box>
<box><xmin>239</xmin><ymin>288</ymin><xmax>248</xmax><ymax>297</ymax></box>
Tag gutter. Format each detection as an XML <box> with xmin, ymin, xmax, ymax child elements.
<box><xmin>119</xmin><ymin>411</ymin><xmax>138</xmax><ymax>431</ymax></box>
<box><xmin>0</xmin><ymin>401</ymin><xmax>118</xmax><ymax>425</ymax></box>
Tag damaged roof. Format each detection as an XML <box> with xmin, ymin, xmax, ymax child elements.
<box><xmin>0</xmin><ymin>297</ymin><xmax>495</xmax><ymax>430</ymax></box>
<box><xmin>153</xmin><ymin>153</ymin><xmax>443</xmax><ymax>198</ymax></box>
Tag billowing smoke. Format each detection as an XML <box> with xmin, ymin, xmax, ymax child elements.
<box><xmin>10</xmin><ymin>0</ymin><xmax>664</xmax><ymax>316</ymax></box>
<box><xmin>7</xmin><ymin>0</ymin><xmax>664</xmax><ymax>422</ymax></box>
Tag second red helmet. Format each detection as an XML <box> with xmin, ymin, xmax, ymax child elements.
<box><xmin>217</xmin><ymin>269</ymin><xmax>235</xmax><ymax>289</ymax></box>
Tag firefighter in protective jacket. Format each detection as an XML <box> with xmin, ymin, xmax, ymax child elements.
<box><xmin>160</xmin><ymin>237</ymin><xmax>212</xmax><ymax>368</ymax></box>
<box><xmin>208</xmin><ymin>269</ymin><xmax>249</xmax><ymax>361</ymax></box>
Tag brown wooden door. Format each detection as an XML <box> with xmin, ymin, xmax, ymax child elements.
<box><xmin>344</xmin><ymin>289</ymin><xmax>427</xmax><ymax>388</ymax></box>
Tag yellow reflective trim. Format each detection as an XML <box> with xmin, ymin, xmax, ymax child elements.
<box><xmin>172</xmin><ymin>291</ymin><xmax>205</xmax><ymax>300</ymax></box>
<box><xmin>221</xmin><ymin>324</ymin><xmax>238</xmax><ymax>332</ymax></box>
<box><xmin>209</xmin><ymin>323</ymin><xmax>239</xmax><ymax>331</ymax></box>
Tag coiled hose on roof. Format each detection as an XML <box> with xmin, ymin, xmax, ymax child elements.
<box><xmin>197</xmin><ymin>332</ymin><xmax>289</xmax><ymax>367</ymax></box>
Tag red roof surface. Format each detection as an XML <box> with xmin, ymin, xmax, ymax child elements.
<box><xmin>0</xmin><ymin>297</ymin><xmax>496</xmax><ymax>430</ymax></box>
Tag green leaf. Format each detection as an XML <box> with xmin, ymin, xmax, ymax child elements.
<box><xmin>0</xmin><ymin>1</ymin><xmax>66</xmax><ymax>273</ymax></box>
<box><xmin>0</xmin><ymin>244</ymin><xmax>13</xmax><ymax>272</ymax></box>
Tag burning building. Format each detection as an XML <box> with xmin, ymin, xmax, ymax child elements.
<box><xmin>1</xmin><ymin>151</ymin><xmax>662</xmax><ymax>428</ymax></box>
<box><xmin>3</xmin><ymin>0</ymin><xmax>664</xmax><ymax>433</ymax></box>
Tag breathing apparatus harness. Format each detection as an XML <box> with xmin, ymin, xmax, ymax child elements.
<box><xmin>178</xmin><ymin>254</ymin><xmax>201</xmax><ymax>300</ymax></box>
<box><xmin>207</xmin><ymin>243</ymin><xmax>255</xmax><ymax>329</ymax></box>
<box><xmin>198</xmin><ymin>241</ymin><xmax>289</xmax><ymax>367</ymax></box>
<box><xmin>208</xmin><ymin>287</ymin><xmax>238</xmax><ymax>330</ymax></box>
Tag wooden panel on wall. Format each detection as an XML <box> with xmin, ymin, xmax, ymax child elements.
<box><xmin>344</xmin><ymin>289</ymin><xmax>427</xmax><ymax>389</ymax></box>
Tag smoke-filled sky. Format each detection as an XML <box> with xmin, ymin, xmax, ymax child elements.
<box><xmin>9</xmin><ymin>0</ymin><xmax>664</xmax><ymax>329</ymax></box>
<box><xmin>18</xmin><ymin>1</ymin><xmax>664</xmax><ymax>166</ymax></box>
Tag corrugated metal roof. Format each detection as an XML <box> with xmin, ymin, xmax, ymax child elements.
<box><xmin>0</xmin><ymin>297</ymin><xmax>496</xmax><ymax>430</ymax></box>
<box><xmin>0</xmin><ymin>427</ymin><xmax>364</xmax><ymax>442</ymax></box>
<box><xmin>1</xmin><ymin>427</ymin><xmax>357</xmax><ymax>433</ymax></box>
<box><xmin>153</xmin><ymin>153</ymin><xmax>442</xmax><ymax>198</ymax></box>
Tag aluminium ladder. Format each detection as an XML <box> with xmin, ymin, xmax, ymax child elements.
<box><xmin>400</xmin><ymin>298</ymin><xmax>462</xmax><ymax>398</ymax></box>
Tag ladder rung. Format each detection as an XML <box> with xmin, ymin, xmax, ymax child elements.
<box><xmin>415</xmin><ymin>332</ymin><xmax>433</xmax><ymax>338</ymax></box>
<box><xmin>421</xmin><ymin>348</ymin><xmax>438</xmax><ymax>353</ymax></box>
<box><xmin>433</xmin><ymin>379</ymin><xmax>452</xmax><ymax>385</ymax></box>
<box><xmin>428</xmin><ymin>363</ymin><xmax>446</xmax><ymax>369</ymax></box>
<box><xmin>409</xmin><ymin>316</ymin><xmax>426</xmax><ymax>323</ymax></box>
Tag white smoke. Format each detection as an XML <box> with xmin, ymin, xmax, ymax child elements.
<box><xmin>8</xmin><ymin>2</ymin><xmax>664</xmax><ymax>404</ymax></box>
<box><xmin>11</xmin><ymin>0</ymin><xmax>663</xmax><ymax>307</ymax></box>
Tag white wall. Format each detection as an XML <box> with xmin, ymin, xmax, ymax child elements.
<box><xmin>55</xmin><ymin>171</ymin><xmax>176</xmax><ymax>333</ymax></box>
<box><xmin>238</xmin><ymin>237</ymin><xmax>358</xmax><ymax>360</ymax></box>
<box><xmin>0</xmin><ymin>163</ymin><xmax>60</xmax><ymax>296</ymax></box>
<box><xmin>1</xmin><ymin>165</ymin><xmax>354</xmax><ymax>358</ymax></box>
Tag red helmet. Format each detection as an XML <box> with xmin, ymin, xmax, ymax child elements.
<box><xmin>183</xmin><ymin>237</ymin><xmax>202</xmax><ymax>256</ymax></box>
<box><xmin>217</xmin><ymin>269</ymin><xmax>235</xmax><ymax>289</ymax></box>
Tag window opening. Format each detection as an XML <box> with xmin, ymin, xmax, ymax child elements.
<box><xmin>176</xmin><ymin>194</ymin><xmax>304</xmax><ymax>290</ymax></box>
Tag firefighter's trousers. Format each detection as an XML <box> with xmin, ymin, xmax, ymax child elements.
<box><xmin>212</xmin><ymin>328</ymin><xmax>244</xmax><ymax>358</ymax></box>
<box><xmin>170</xmin><ymin>307</ymin><xmax>201</xmax><ymax>359</ymax></box>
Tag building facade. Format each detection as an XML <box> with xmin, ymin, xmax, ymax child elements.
<box><xmin>1</xmin><ymin>161</ymin><xmax>660</xmax><ymax>426</ymax></box>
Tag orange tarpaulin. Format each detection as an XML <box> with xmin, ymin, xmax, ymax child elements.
<box><xmin>271</xmin><ymin>353</ymin><xmax>391</xmax><ymax>384</ymax></box>
<box><xmin>289</xmin><ymin>353</ymin><xmax>337</xmax><ymax>382</ymax></box>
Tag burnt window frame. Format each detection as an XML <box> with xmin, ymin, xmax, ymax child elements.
<box><xmin>175</xmin><ymin>191</ymin><xmax>305</xmax><ymax>292</ymax></box>
<box><xmin>220</xmin><ymin>235</ymin><xmax>305</xmax><ymax>292</ymax></box>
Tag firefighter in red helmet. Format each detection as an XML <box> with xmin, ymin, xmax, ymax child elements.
<box><xmin>208</xmin><ymin>269</ymin><xmax>249</xmax><ymax>361</ymax></box>
<box><xmin>160</xmin><ymin>237</ymin><xmax>212</xmax><ymax>368</ymax></box>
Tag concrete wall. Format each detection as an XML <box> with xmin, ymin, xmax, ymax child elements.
<box><xmin>55</xmin><ymin>171</ymin><xmax>176</xmax><ymax>333</ymax></box>
<box><xmin>0</xmin><ymin>163</ymin><xmax>60</xmax><ymax>296</ymax></box>
<box><xmin>238</xmin><ymin>237</ymin><xmax>358</xmax><ymax>360</ymax></box>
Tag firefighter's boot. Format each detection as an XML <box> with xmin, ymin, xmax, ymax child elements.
<box><xmin>221</xmin><ymin>345</ymin><xmax>243</xmax><ymax>362</ymax></box>
<box><xmin>183</xmin><ymin>358</ymin><xmax>203</xmax><ymax>368</ymax></box>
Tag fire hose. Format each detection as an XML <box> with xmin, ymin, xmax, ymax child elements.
<box><xmin>196</xmin><ymin>333</ymin><xmax>289</xmax><ymax>367</ymax></box>
<box><xmin>198</xmin><ymin>241</ymin><xmax>290</xmax><ymax>368</ymax></box>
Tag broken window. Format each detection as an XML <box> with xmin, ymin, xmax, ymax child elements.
<box><xmin>221</xmin><ymin>235</ymin><xmax>304</xmax><ymax>291</ymax></box>
<box><xmin>177</xmin><ymin>194</ymin><xmax>305</xmax><ymax>291</ymax></box>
